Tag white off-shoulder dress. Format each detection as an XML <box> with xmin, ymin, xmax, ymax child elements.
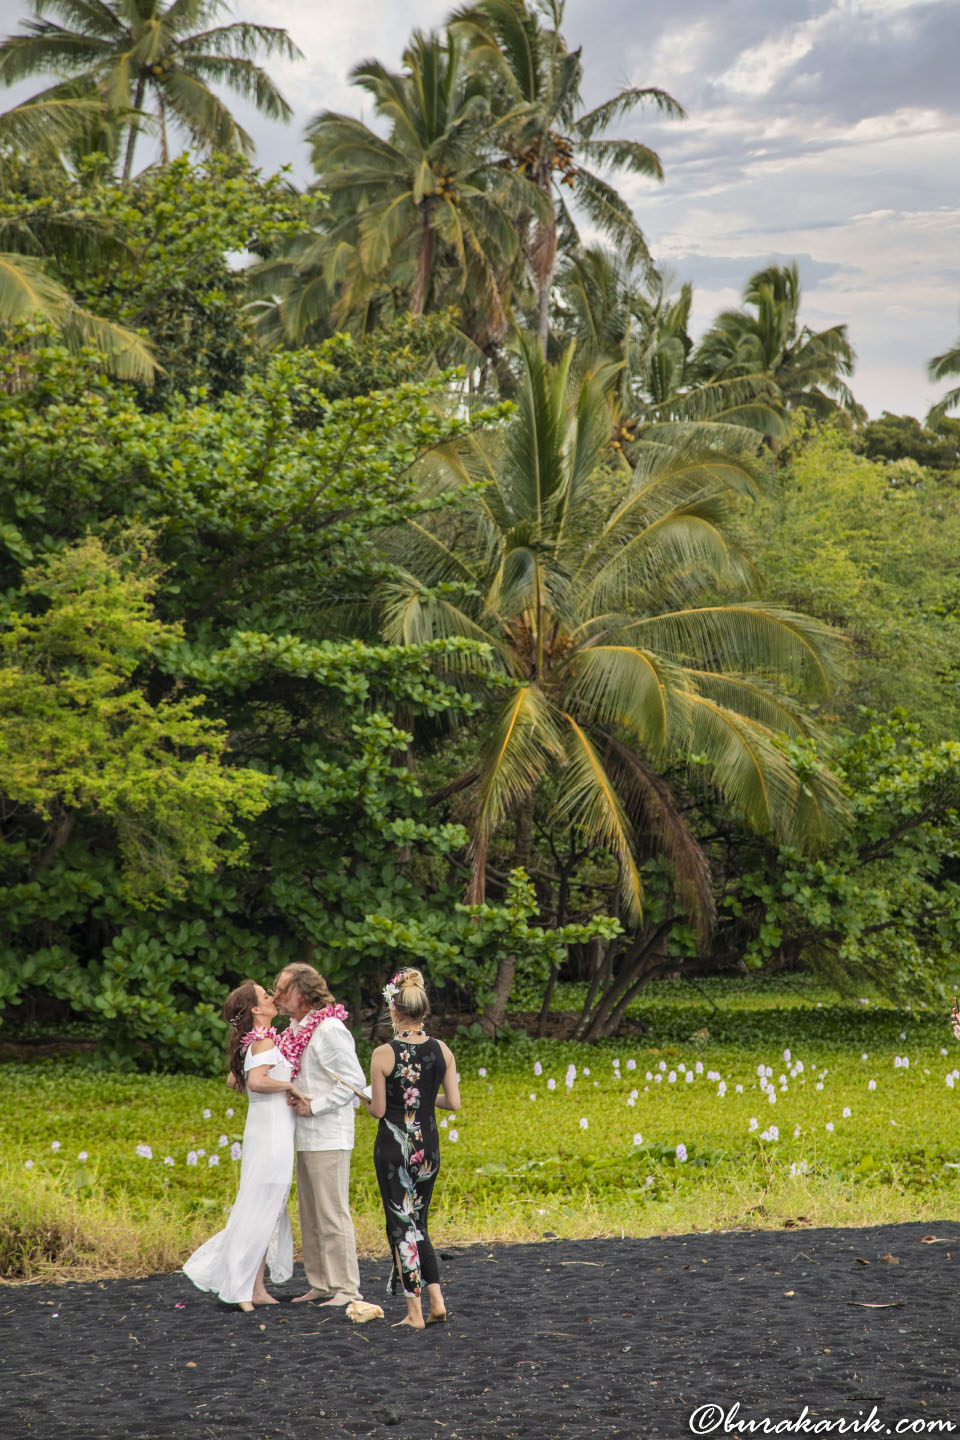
<box><xmin>183</xmin><ymin>1044</ymin><xmax>295</xmax><ymax>1304</ymax></box>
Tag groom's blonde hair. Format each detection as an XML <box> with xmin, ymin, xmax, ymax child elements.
<box><xmin>276</xmin><ymin>962</ymin><xmax>335</xmax><ymax>1009</ymax></box>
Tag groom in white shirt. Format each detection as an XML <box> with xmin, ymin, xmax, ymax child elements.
<box><xmin>273</xmin><ymin>963</ymin><xmax>365</xmax><ymax>1306</ymax></box>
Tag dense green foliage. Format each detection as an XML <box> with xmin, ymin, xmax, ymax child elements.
<box><xmin>0</xmin><ymin>0</ymin><xmax>957</xmax><ymax>1068</ymax></box>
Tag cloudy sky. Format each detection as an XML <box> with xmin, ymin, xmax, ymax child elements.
<box><xmin>9</xmin><ymin>0</ymin><xmax>960</xmax><ymax>417</ymax></box>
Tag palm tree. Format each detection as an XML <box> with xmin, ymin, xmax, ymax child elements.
<box><xmin>303</xmin><ymin>28</ymin><xmax>545</xmax><ymax>338</ymax></box>
<box><xmin>0</xmin><ymin>250</ymin><xmax>156</xmax><ymax>380</ymax></box>
<box><xmin>0</xmin><ymin>0</ymin><xmax>301</xmax><ymax>180</ymax></box>
<box><xmin>450</xmin><ymin>0</ymin><xmax>685</xmax><ymax>352</ymax></box>
<box><xmin>379</xmin><ymin>333</ymin><xmax>847</xmax><ymax>1028</ymax></box>
<box><xmin>927</xmin><ymin>318</ymin><xmax>960</xmax><ymax>426</ymax></box>
<box><xmin>555</xmin><ymin>246</ymin><xmax>787</xmax><ymax>447</ymax></box>
<box><xmin>693</xmin><ymin>262</ymin><xmax>863</xmax><ymax>425</ymax></box>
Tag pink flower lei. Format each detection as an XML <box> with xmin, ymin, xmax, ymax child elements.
<box><xmin>277</xmin><ymin>1003</ymin><xmax>349</xmax><ymax>1079</ymax></box>
<box><xmin>240</xmin><ymin>1024</ymin><xmax>279</xmax><ymax>1050</ymax></box>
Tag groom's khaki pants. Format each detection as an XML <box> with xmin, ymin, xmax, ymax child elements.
<box><xmin>295</xmin><ymin>1149</ymin><xmax>362</xmax><ymax>1303</ymax></box>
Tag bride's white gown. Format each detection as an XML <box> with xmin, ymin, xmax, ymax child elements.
<box><xmin>183</xmin><ymin>1044</ymin><xmax>295</xmax><ymax>1303</ymax></box>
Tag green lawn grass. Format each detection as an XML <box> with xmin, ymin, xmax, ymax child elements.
<box><xmin>4</xmin><ymin>977</ymin><xmax>960</xmax><ymax>1281</ymax></box>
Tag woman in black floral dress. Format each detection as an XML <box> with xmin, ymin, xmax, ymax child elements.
<box><xmin>366</xmin><ymin>969</ymin><xmax>460</xmax><ymax>1330</ymax></box>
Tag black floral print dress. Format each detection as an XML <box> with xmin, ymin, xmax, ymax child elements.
<box><xmin>373</xmin><ymin>1036</ymin><xmax>445</xmax><ymax>1297</ymax></box>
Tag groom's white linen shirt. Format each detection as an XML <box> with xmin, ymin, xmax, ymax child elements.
<box><xmin>291</xmin><ymin>1014</ymin><xmax>366</xmax><ymax>1152</ymax></box>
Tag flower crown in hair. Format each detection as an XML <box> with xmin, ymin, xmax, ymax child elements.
<box><xmin>382</xmin><ymin>971</ymin><xmax>405</xmax><ymax>1007</ymax></box>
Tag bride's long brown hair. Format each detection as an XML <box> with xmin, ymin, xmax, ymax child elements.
<box><xmin>223</xmin><ymin>980</ymin><xmax>260</xmax><ymax>1091</ymax></box>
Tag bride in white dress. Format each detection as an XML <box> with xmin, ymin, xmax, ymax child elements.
<box><xmin>183</xmin><ymin>981</ymin><xmax>309</xmax><ymax>1310</ymax></box>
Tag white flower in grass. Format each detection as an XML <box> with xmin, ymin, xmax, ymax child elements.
<box><xmin>632</xmin><ymin>1133</ymin><xmax>643</xmax><ymax>1146</ymax></box>
<box><xmin>583</xmin><ymin>1067</ymin><xmax>591</xmax><ymax>1077</ymax></box>
<box><xmin>695</xmin><ymin>1061</ymin><xmax>703</xmax><ymax>1075</ymax></box>
<box><xmin>163</xmin><ymin>1157</ymin><xmax>174</xmax><ymax>1167</ymax></box>
<box><xmin>735</xmin><ymin>1084</ymin><xmax>743</xmax><ymax>1094</ymax></box>
<box><xmin>795</xmin><ymin>1061</ymin><xmax>804</xmax><ymax>1074</ymax></box>
<box><xmin>947</xmin><ymin>1076</ymin><xmax>955</xmax><ymax>1089</ymax></box>
<box><xmin>579</xmin><ymin>1117</ymin><xmax>589</xmax><ymax>1130</ymax></box>
<box><xmin>748</xmin><ymin>1117</ymin><xmax>758</xmax><ymax>1131</ymax></box>
<box><xmin>448</xmin><ymin>1129</ymin><xmax>459</xmax><ymax>1143</ymax></box>
<box><xmin>900</xmin><ymin>1032</ymin><xmax>906</xmax><ymax>1041</ymax></box>
<box><xmin>24</xmin><ymin>1160</ymin><xmax>33</xmax><ymax>1170</ymax></box>
<box><xmin>218</xmin><ymin>1134</ymin><xmax>228</xmax><ymax>1147</ymax></box>
<box><xmin>868</xmin><ymin>1080</ymin><xmax>877</xmax><ymax>1091</ymax></box>
<box><xmin>862</xmin><ymin>1053</ymin><xmax>869</xmax><ymax>1062</ymax></box>
<box><xmin>941</xmin><ymin>1049</ymin><xmax>948</xmax><ymax>1058</ymax></box>
<box><xmin>768</xmin><ymin>1125</ymin><xmax>779</xmax><ymax>1141</ymax></box>
<box><xmin>654</xmin><ymin>1074</ymin><xmax>662</xmax><ymax>1084</ymax></box>
<box><xmin>627</xmin><ymin>1096</ymin><xmax>636</xmax><ymax>1107</ymax></box>
<box><xmin>77</xmin><ymin>1151</ymin><xmax>88</xmax><ymax>1162</ymax></box>
<box><xmin>226</xmin><ymin>1108</ymin><xmax>234</xmax><ymax>1118</ymax></box>
<box><xmin>478</xmin><ymin>1068</ymin><xmax>487</xmax><ymax>1077</ymax></box>
<box><xmin>231</xmin><ymin>1142</ymin><xmax>242</xmax><ymax>1161</ymax></box>
<box><xmin>815</xmin><ymin>1082</ymin><xmax>824</xmax><ymax>1091</ymax></box>
<box><xmin>202</xmin><ymin>1109</ymin><xmax>211</xmax><ymax>1119</ymax></box>
<box><xmin>547</xmin><ymin>1078</ymin><xmax>556</xmax><ymax>1091</ymax></box>
<box><xmin>793</xmin><ymin>1125</ymin><xmax>801</xmax><ymax>1139</ymax></box>
<box><xmin>439</xmin><ymin>1118</ymin><xmax>448</xmax><ymax>1128</ymax></box>
<box><xmin>613</xmin><ymin>1058</ymin><xmax>621</xmax><ymax>1068</ymax></box>
<box><xmin>533</xmin><ymin>1061</ymin><xmax>542</xmax><ymax>1076</ymax></box>
<box><xmin>768</xmin><ymin>1092</ymin><xmax>777</xmax><ymax>1105</ymax></box>
<box><xmin>894</xmin><ymin>1056</ymin><xmax>902</xmax><ymax>1068</ymax></box>
<box><xmin>187</xmin><ymin>1151</ymin><xmax>198</xmax><ymax>1166</ymax></box>
<box><xmin>825</xmin><ymin>1122</ymin><xmax>834</xmax><ymax>1133</ymax></box>
<box><xmin>685</xmin><ymin>1072</ymin><xmax>694</xmax><ymax>1084</ymax></box>
<box><xmin>51</xmin><ymin>1141</ymin><xmax>60</xmax><ymax>1152</ymax></box>
<box><xmin>675</xmin><ymin>1143</ymin><xmax>687</xmax><ymax>1163</ymax></box>
<box><xmin>644</xmin><ymin>1176</ymin><xmax>654</xmax><ymax>1190</ymax></box>
<box><xmin>136</xmin><ymin>1144</ymin><xmax>152</xmax><ymax>1159</ymax></box>
<box><xmin>790</xmin><ymin>1160</ymin><xmax>809</xmax><ymax>1177</ymax></box>
<box><xmin>779</xmin><ymin>1075</ymin><xmax>787</xmax><ymax>1087</ymax></box>
<box><xmin>783</xmin><ymin>1049</ymin><xmax>791</xmax><ymax>1063</ymax></box>
<box><xmin>196</xmin><ymin>1149</ymin><xmax>205</xmax><ymax>1158</ymax></box>
<box><xmin>717</xmin><ymin>1082</ymin><xmax>727</xmax><ymax>1097</ymax></box>
<box><xmin>530</xmin><ymin>1093</ymin><xmax>537</xmax><ymax>1101</ymax></box>
<box><xmin>668</xmin><ymin>1071</ymin><xmax>677</xmax><ymax>1084</ymax></box>
<box><xmin>208</xmin><ymin>1154</ymin><xmax>219</xmax><ymax>1166</ymax></box>
<box><xmin>658</xmin><ymin>1061</ymin><xmax>667</xmax><ymax>1072</ymax></box>
<box><xmin>678</xmin><ymin>1063</ymin><xmax>686</xmax><ymax>1074</ymax></box>
<box><xmin>646</xmin><ymin>1072</ymin><xmax>653</xmax><ymax>1081</ymax></box>
<box><xmin>891</xmin><ymin>1119</ymin><xmax>897</xmax><ymax>1125</ymax></box>
<box><xmin>756</xmin><ymin>1063</ymin><xmax>765</xmax><ymax>1078</ymax></box>
<box><xmin>565</xmin><ymin>1065</ymin><xmax>576</xmax><ymax>1087</ymax></box>
<box><xmin>954</xmin><ymin>1071</ymin><xmax>959</xmax><ymax>1081</ymax></box>
<box><xmin>903</xmin><ymin>1057</ymin><xmax>910</xmax><ymax>1069</ymax></box>
<box><xmin>626</xmin><ymin>1059</ymin><xmax>636</xmax><ymax>1071</ymax></box>
<box><xmin>842</xmin><ymin>1107</ymin><xmax>851</xmax><ymax>1118</ymax></box>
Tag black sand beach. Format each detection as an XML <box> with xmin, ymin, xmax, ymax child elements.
<box><xmin>3</xmin><ymin>1223</ymin><xmax>958</xmax><ymax>1440</ymax></box>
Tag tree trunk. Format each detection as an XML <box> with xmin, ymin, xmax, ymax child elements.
<box><xmin>412</xmin><ymin>210</ymin><xmax>435</xmax><ymax>316</ymax></box>
<box><xmin>574</xmin><ymin>917</ymin><xmax>679</xmax><ymax>1040</ymax></box>
<box><xmin>122</xmin><ymin>77</ymin><xmax>147</xmax><ymax>182</ymax></box>
<box><xmin>532</xmin><ymin>178</ymin><xmax>557</xmax><ymax>356</ymax></box>
<box><xmin>480</xmin><ymin>794</ymin><xmax>535</xmax><ymax>1035</ymax></box>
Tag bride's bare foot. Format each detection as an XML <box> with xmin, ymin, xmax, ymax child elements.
<box><xmin>292</xmin><ymin>1288</ymin><xmax>330</xmax><ymax>1304</ymax></box>
<box><xmin>238</xmin><ymin>1301</ymin><xmax>255</xmax><ymax>1313</ymax></box>
<box><xmin>392</xmin><ymin>1316</ymin><xmax>425</xmax><ymax>1330</ymax></box>
<box><xmin>252</xmin><ymin>1292</ymin><xmax>278</xmax><ymax>1305</ymax></box>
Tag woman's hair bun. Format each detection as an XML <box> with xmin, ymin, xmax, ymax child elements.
<box><xmin>394</xmin><ymin>967</ymin><xmax>429</xmax><ymax>1022</ymax></box>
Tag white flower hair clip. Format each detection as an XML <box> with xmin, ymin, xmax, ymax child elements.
<box><xmin>382</xmin><ymin>972</ymin><xmax>403</xmax><ymax>1007</ymax></box>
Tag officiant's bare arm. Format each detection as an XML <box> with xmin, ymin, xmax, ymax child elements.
<box><xmin>435</xmin><ymin>1041</ymin><xmax>460</xmax><ymax>1111</ymax></box>
<box><xmin>362</xmin><ymin>1044</ymin><xmax>393</xmax><ymax>1119</ymax></box>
